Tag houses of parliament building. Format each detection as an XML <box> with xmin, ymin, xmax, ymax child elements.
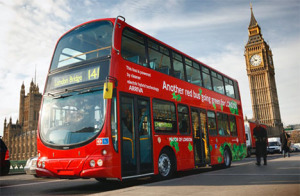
<box><xmin>2</xmin><ymin>81</ymin><xmax>42</xmax><ymax>160</ymax></box>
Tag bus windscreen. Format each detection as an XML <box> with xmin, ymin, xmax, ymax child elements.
<box><xmin>50</xmin><ymin>21</ymin><xmax>113</xmax><ymax>71</ymax></box>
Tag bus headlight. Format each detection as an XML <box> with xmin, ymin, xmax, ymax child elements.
<box><xmin>90</xmin><ymin>160</ymin><xmax>95</xmax><ymax>167</ymax></box>
<box><xmin>97</xmin><ymin>159</ymin><xmax>103</xmax><ymax>167</ymax></box>
<box><xmin>102</xmin><ymin>150</ymin><xmax>107</xmax><ymax>155</ymax></box>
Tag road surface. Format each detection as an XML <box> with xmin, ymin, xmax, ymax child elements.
<box><xmin>1</xmin><ymin>153</ymin><xmax>299</xmax><ymax>196</ymax></box>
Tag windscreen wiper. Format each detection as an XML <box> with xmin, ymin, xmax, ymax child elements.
<box><xmin>47</xmin><ymin>92</ymin><xmax>73</xmax><ymax>99</ymax></box>
<box><xmin>54</xmin><ymin>94</ymin><xmax>73</xmax><ymax>99</ymax></box>
<box><xmin>48</xmin><ymin>93</ymin><xmax>55</xmax><ymax>97</ymax></box>
<box><xmin>78</xmin><ymin>89</ymin><xmax>101</xmax><ymax>95</ymax></box>
<box><xmin>47</xmin><ymin>89</ymin><xmax>77</xmax><ymax>99</ymax></box>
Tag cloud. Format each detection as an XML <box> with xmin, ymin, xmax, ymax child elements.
<box><xmin>0</xmin><ymin>0</ymin><xmax>72</xmax><ymax>135</ymax></box>
<box><xmin>273</xmin><ymin>38</ymin><xmax>300</xmax><ymax>126</ymax></box>
<box><xmin>106</xmin><ymin>0</ymin><xmax>249</xmax><ymax>36</ymax></box>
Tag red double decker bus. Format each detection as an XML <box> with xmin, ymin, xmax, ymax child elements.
<box><xmin>36</xmin><ymin>16</ymin><xmax>246</xmax><ymax>181</ymax></box>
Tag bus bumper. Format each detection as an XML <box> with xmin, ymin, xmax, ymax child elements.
<box><xmin>35</xmin><ymin>156</ymin><xmax>118</xmax><ymax>179</ymax></box>
<box><xmin>36</xmin><ymin>168</ymin><xmax>57</xmax><ymax>178</ymax></box>
<box><xmin>36</xmin><ymin>166</ymin><xmax>116</xmax><ymax>179</ymax></box>
<box><xmin>80</xmin><ymin>167</ymin><xmax>114</xmax><ymax>178</ymax></box>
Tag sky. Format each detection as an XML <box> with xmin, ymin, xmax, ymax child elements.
<box><xmin>0</xmin><ymin>0</ymin><xmax>299</xmax><ymax>136</ymax></box>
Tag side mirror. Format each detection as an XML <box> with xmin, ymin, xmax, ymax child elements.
<box><xmin>103</xmin><ymin>82</ymin><xmax>113</xmax><ymax>99</ymax></box>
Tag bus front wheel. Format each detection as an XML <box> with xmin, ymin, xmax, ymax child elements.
<box><xmin>158</xmin><ymin>149</ymin><xmax>175</xmax><ymax>179</ymax></box>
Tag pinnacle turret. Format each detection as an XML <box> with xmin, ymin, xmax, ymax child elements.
<box><xmin>249</xmin><ymin>4</ymin><xmax>258</xmax><ymax>28</ymax></box>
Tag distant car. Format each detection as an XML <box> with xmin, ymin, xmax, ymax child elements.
<box><xmin>0</xmin><ymin>138</ymin><xmax>10</xmax><ymax>176</ymax></box>
<box><xmin>290</xmin><ymin>143</ymin><xmax>300</xmax><ymax>152</ymax></box>
<box><xmin>24</xmin><ymin>156</ymin><xmax>38</xmax><ymax>176</ymax></box>
<box><xmin>267</xmin><ymin>141</ymin><xmax>281</xmax><ymax>154</ymax></box>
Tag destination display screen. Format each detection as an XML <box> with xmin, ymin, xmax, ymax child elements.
<box><xmin>47</xmin><ymin>60</ymin><xmax>109</xmax><ymax>91</ymax></box>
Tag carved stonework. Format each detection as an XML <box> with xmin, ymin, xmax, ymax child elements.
<box><xmin>3</xmin><ymin>81</ymin><xmax>41</xmax><ymax>160</ymax></box>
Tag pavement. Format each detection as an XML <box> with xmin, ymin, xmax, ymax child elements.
<box><xmin>92</xmin><ymin>153</ymin><xmax>300</xmax><ymax>196</ymax></box>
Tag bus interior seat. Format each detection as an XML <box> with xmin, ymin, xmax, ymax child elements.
<box><xmin>159</xmin><ymin>66</ymin><xmax>169</xmax><ymax>75</ymax></box>
<box><xmin>149</xmin><ymin>62</ymin><xmax>157</xmax><ymax>70</ymax></box>
<box><xmin>174</xmin><ymin>71</ymin><xmax>181</xmax><ymax>79</ymax></box>
<box><xmin>127</xmin><ymin>56</ymin><xmax>140</xmax><ymax>64</ymax></box>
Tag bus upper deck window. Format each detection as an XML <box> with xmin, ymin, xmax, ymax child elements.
<box><xmin>50</xmin><ymin>21</ymin><xmax>113</xmax><ymax>70</ymax></box>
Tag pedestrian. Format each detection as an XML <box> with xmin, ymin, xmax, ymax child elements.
<box><xmin>253</xmin><ymin>120</ymin><xmax>268</xmax><ymax>166</ymax></box>
<box><xmin>280</xmin><ymin>129</ymin><xmax>290</xmax><ymax>158</ymax></box>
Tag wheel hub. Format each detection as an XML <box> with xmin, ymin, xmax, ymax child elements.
<box><xmin>158</xmin><ymin>154</ymin><xmax>171</xmax><ymax>177</ymax></box>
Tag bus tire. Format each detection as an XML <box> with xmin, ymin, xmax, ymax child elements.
<box><xmin>223</xmin><ymin>148</ymin><xmax>232</xmax><ymax>168</ymax></box>
<box><xmin>95</xmin><ymin>178</ymin><xmax>121</xmax><ymax>186</ymax></box>
<box><xmin>95</xmin><ymin>178</ymin><xmax>108</xmax><ymax>183</ymax></box>
<box><xmin>158</xmin><ymin>148</ymin><xmax>176</xmax><ymax>179</ymax></box>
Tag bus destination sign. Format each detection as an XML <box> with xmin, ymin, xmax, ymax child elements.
<box><xmin>49</xmin><ymin>66</ymin><xmax>100</xmax><ymax>90</ymax></box>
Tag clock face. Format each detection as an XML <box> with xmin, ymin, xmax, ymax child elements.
<box><xmin>250</xmin><ymin>54</ymin><xmax>262</xmax><ymax>66</ymax></box>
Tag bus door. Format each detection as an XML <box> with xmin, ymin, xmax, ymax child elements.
<box><xmin>191</xmin><ymin>108</ymin><xmax>210</xmax><ymax>166</ymax></box>
<box><xmin>120</xmin><ymin>94</ymin><xmax>153</xmax><ymax>178</ymax></box>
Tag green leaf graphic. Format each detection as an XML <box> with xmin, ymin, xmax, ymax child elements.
<box><xmin>172</xmin><ymin>92</ymin><xmax>177</xmax><ymax>100</ymax></box>
<box><xmin>171</xmin><ymin>92</ymin><xmax>182</xmax><ymax>102</ymax></box>
<box><xmin>170</xmin><ymin>140</ymin><xmax>179</xmax><ymax>153</ymax></box>
<box><xmin>199</xmin><ymin>88</ymin><xmax>202</xmax><ymax>96</ymax></box>
<box><xmin>188</xmin><ymin>142</ymin><xmax>193</xmax><ymax>152</ymax></box>
<box><xmin>177</xmin><ymin>94</ymin><xmax>181</xmax><ymax>102</ymax></box>
<box><xmin>219</xmin><ymin>144</ymin><xmax>225</xmax><ymax>155</ymax></box>
<box><xmin>218</xmin><ymin>157</ymin><xmax>222</xmax><ymax>163</ymax></box>
<box><xmin>229</xmin><ymin>100</ymin><xmax>239</xmax><ymax>115</ymax></box>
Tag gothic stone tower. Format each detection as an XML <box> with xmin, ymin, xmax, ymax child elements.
<box><xmin>244</xmin><ymin>6</ymin><xmax>282</xmax><ymax>137</ymax></box>
<box><xmin>3</xmin><ymin>81</ymin><xmax>42</xmax><ymax>160</ymax></box>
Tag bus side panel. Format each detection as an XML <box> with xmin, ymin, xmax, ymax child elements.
<box><xmin>209</xmin><ymin>136</ymin><xmax>221</xmax><ymax>165</ymax></box>
<box><xmin>173</xmin><ymin>136</ymin><xmax>194</xmax><ymax>171</ymax></box>
<box><xmin>209</xmin><ymin>116</ymin><xmax>246</xmax><ymax>166</ymax></box>
<box><xmin>152</xmin><ymin>134</ymin><xmax>195</xmax><ymax>173</ymax></box>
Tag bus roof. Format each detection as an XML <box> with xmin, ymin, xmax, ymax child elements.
<box><xmin>118</xmin><ymin>18</ymin><xmax>239</xmax><ymax>83</ymax></box>
<box><xmin>57</xmin><ymin>17</ymin><xmax>239</xmax><ymax>84</ymax></box>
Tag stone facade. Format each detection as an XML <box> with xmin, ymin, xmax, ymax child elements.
<box><xmin>3</xmin><ymin>81</ymin><xmax>42</xmax><ymax>160</ymax></box>
<box><xmin>244</xmin><ymin>6</ymin><xmax>283</xmax><ymax>137</ymax></box>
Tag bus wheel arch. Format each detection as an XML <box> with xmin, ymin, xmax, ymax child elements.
<box><xmin>157</xmin><ymin>147</ymin><xmax>177</xmax><ymax>179</ymax></box>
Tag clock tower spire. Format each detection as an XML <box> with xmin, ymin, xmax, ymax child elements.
<box><xmin>244</xmin><ymin>5</ymin><xmax>282</xmax><ymax>137</ymax></box>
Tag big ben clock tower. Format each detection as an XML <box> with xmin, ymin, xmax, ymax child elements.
<box><xmin>244</xmin><ymin>5</ymin><xmax>282</xmax><ymax>137</ymax></box>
